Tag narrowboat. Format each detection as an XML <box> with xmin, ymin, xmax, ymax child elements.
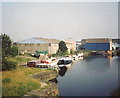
<box><xmin>57</xmin><ymin>57</ymin><xmax>73</xmax><ymax>67</ymax></box>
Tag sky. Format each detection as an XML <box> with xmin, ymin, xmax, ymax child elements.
<box><xmin>1</xmin><ymin>2</ymin><xmax>118</xmax><ymax>41</ymax></box>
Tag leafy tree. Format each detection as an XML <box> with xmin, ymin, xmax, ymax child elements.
<box><xmin>10</xmin><ymin>45</ymin><xmax>18</xmax><ymax>57</ymax></box>
<box><xmin>58</xmin><ymin>41</ymin><xmax>68</xmax><ymax>53</ymax></box>
<box><xmin>70</xmin><ymin>49</ymin><xmax>74</xmax><ymax>54</ymax></box>
<box><xmin>57</xmin><ymin>41</ymin><xmax>68</xmax><ymax>56</ymax></box>
<box><xmin>1</xmin><ymin>34</ymin><xmax>17</xmax><ymax>71</ymax></box>
<box><xmin>2</xmin><ymin>58</ymin><xmax>17</xmax><ymax>71</ymax></box>
<box><xmin>1</xmin><ymin>34</ymin><xmax>12</xmax><ymax>57</ymax></box>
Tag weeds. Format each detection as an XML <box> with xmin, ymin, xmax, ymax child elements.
<box><xmin>2</xmin><ymin>78</ymin><xmax>11</xmax><ymax>83</ymax></box>
<box><xmin>2</xmin><ymin>67</ymin><xmax>51</xmax><ymax>96</ymax></box>
<box><xmin>2</xmin><ymin>81</ymin><xmax>40</xmax><ymax>96</ymax></box>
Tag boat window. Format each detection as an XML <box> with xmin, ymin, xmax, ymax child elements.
<box><xmin>65</xmin><ymin>60</ymin><xmax>71</xmax><ymax>64</ymax></box>
<box><xmin>57</xmin><ymin>60</ymin><xmax>65</xmax><ymax>65</ymax></box>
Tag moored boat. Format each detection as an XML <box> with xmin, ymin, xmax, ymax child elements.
<box><xmin>35</xmin><ymin>58</ymin><xmax>58</xmax><ymax>68</ymax></box>
<box><xmin>57</xmin><ymin>57</ymin><xmax>73</xmax><ymax>67</ymax></box>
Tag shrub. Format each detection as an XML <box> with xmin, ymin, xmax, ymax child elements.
<box><xmin>51</xmin><ymin>54</ymin><xmax>57</xmax><ymax>57</ymax></box>
<box><xmin>2</xmin><ymin>58</ymin><xmax>17</xmax><ymax>71</ymax></box>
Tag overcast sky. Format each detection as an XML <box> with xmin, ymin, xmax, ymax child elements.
<box><xmin>2</xmin><ymin>2</ymin><xmax>118</xmax><ymax>41</ymax></box>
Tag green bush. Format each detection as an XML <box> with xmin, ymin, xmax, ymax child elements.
<box><xmin>51</xmin><ymin>54</ymin><xmax>57</xmax><ymax>57</ymax></box>
<box><xmin>2</xmin><ymin>78</ymin><xmax>11</xmax><ymax>83</ymax></box>
<box><xmin>56</xmin><ymin>50</ymin><xmax>69</xmax><ymax>56</ymax></box>
<box><xmin>2</xmin><ymin>58</ymin><xmax>17</xmax><ymax>71</ymax></box>
<box><xmin>10</xmin><ymin>46</ymin><xmax>18</xmax><ymax>57</ymax></box>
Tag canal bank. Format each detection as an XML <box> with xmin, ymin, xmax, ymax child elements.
<box><xmin>2</xmin><ymin>67</ymin><xmax>59</xmax><ymax>96</ymax></box>
<box><xmin>3</xmin><ymin>53</ymin><xmax>119</xmax><ymax>96</ymax></box>
<box><xmin>24</xmin><ymin>70</ymin><xmax>59</xmax><ymax>96</ymax></box>
<box><xmin>57</xmin><ymin>55</ymin><xmax>119</xmax><ymax>96</ymax></box>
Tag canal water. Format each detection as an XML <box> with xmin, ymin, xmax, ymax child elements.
<box><xmin>57</xmin><ymin>55</ymin><xmax>119</xmax><ymax>96</ymax></box>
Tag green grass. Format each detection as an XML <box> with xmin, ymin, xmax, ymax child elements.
<box><xmin>2</xmin><ymin>78</ymin><xmax>11</xmax><ymax>83</ymax></box>
<box><xmin>2</xmin><ymin>81</ymin><xmax>40</xmax><ymax>96</ymax></box>
<box><xmin>2</xmin><ymin>67</ymin><xmax>54</xmax><ymax>96</ymax></box>
<box><xmin>5</xmin><ymin>56</ymin><xmax>37</xmax><ymax>66</ymax></box>
<box><xmin>47</xmin><ymin>68</ymin><xmax>56</xmax><ymax>71</ymax></box>
<box><xmin>80</xmin><ymin>50</ymin><xmax>91</xmax><ymax>53</ymax></box>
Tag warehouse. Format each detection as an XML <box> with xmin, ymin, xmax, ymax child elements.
<box><xmin>76</xmin><ymin>39</ymin><xmax>86</xmax><ymax>50</ymax></box>
<box><xmin>14</xmin><ymin>37</ymin><xmax>74</xmax><ymax>55</ymax></box>
<box><xmin>84</xmin><ymin>38</ymin><xmax>112</xmax><ymax>51</ymax></box>
<box><xmin>112</xmin><ymin>39</ymin><xmax>120</xmax><ymax>50</ymax></box>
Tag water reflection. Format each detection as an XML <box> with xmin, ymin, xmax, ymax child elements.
<box><xmin>84</xmin><ymin>56</ymin><xmax>111</xmax><ymax>73</ymax></box>
<box><xmin>57</xmin><ymin>55</ymin><xmax>119</xmax><ymax>96</ymax></box>
<box><xmin>59</xmin><ymin>66</ymin><xmax>68</xmax><ymax>77</ymax></box>
<box><xmin>84</xmin><ymin>55</ymin><xmax>106</xmax><ymax>61</ymax></box>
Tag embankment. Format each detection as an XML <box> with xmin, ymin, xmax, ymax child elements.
<box><xmin>24</xmin><ymin>70</ymin><xmax>59</xmax><ymax>96</ymax></box>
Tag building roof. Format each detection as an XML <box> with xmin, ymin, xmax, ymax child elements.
<box><xmin>81</xmin><ymin>39</ymin><xmax>87</xmax><ymax>44</ymax></box>
<box><xmin>16</xmin><ymin>37</ymin><xmax>74</xmax><ymax>44</ymax></box>
<box><xmin>35</xmin><ymin>37</ymin><xmax>72</xmax><ymax>44</ymax></box>
<box><xmin>17</xmin><ymin>38</ymin><xmax>49</xmax><ymax>44</ymax></box>
<box><xmin>35</xmin><ymin>37</ymin><xmax>61</xmax><ymax>44</ymax></box>
<box><xmin>85</xmin><ymin>38</ymin><xmax>111</xmax><ymax>43</ymax></box>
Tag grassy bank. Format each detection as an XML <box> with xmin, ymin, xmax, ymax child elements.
<box><xmin>51</xmin><ymin>50</ymin><xmax>92</xmax><ymax>57</ymax></box>
<box><xmin>80</xmin><ymin>50</ymin><xmax>91</xmax><ymax>53</ymax></box>
<box><xmin>5</xmin><ymin>55</ymin><xmax>37</xmax><ymax>67</ymax></box>
<box><xmin>2</xmin><ymin>67</ymin><xmax>54</xmax><ymax>96</ymax></box>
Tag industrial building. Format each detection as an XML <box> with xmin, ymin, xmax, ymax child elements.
<box><xmin>76</xmin><ymin>41</ymin><xmax>81</xmax><ymax>50</ymax></box>
<box><xmin>14</xmin><ymin>37</ymin><xmax>75</xmax><ymax>55</ymax></box>
<box><xmin>80</xmin><ymin>38</ymin><xmax>112</xmax><ymax>51</ymax></box>
<box><xmin>76</xmin><ymin>39</ymin><xmax>86</xmax><ymax>50</ymax></box>
<box><xmin>112</xmin><ymin>39</ymin><xmax>120</xmax><ymax>50</ymax></box>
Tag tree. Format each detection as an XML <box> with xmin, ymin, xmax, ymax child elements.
<box><xmin>70</xmin><ymin>49</ymin><xmax>74</xmax><ymax>54</ymax></box>
<box><xmin>1</xmin><ymin>34</ymin><xmax>17</xmax><ymax>71</ymax></box>
<box><xmin>2</xmin><ymin>58</ymin><xmax>17</xmax><ymax>71</ymax></box>
<box><xmin>10</xmin><ymin>45</ymin><xmax>18</xmax><ymax>57</ymax></box>
<box><xmin>58</xmin><ymin>41</ymin><xmax>68</xmax><ymax>53</ymax></box>
<box><xmin>57</xmin><ymin>41</ymin><xmax>68</xmax><ymax>56</ymax></box>
<box><xmin>1</xmin><ymin>34</ymin><xmax>12</xmax><ymax>57</ymax></box>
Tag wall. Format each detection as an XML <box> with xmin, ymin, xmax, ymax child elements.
<box><xmin>64</xmin><ymin>40</ymin><xmax>76</xmax><ymax>51</ymax></box>
<box><xmin>17</xmin><ymin>43</ymin><xmax>49</xmax><ymax>53</ymax></box>
<box><xmin>49</xmin><ymin>44</ymin><xmax>59</xmax><ymax>54</ymax></box>
<box><xmin>85</xmin><ymin>43</ymin><xmax>110</xmax><ymax>51</ymax></box>
<box><xmin>16</xmin><ymin>41</ymin><xmax>76</xmax><ymax>54</ymax></box>
<box><xmin>66</xmin><ymin>43</ymin><xmax>72</xmax><ymax>53</ymax></box>
<box><xmin>109</xmin><ymin>39</ymin><xmax>113</xmax><ymax>50</ymax></box>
